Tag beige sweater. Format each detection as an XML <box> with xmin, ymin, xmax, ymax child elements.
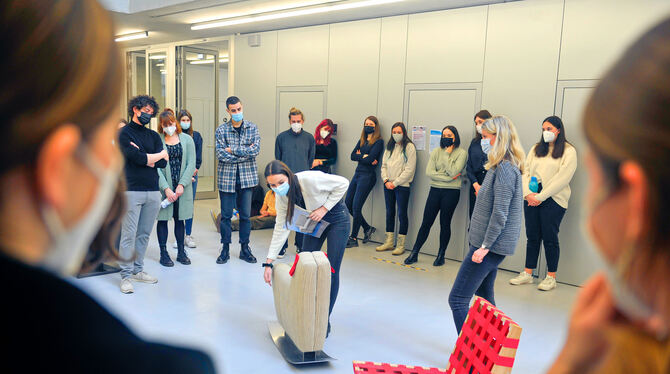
<box><xmin>522</xmin><ymin>143</ymin><xmax>577</xmax><ymax>209</ymax></box>
<box><xmin>380</xmin><ymin>143</ymin><xmax>417</xmax><ymax>187</ymax></box>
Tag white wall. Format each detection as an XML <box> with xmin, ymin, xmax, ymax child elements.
<box><xmin>233</xmin><ymin>0</ymin><xmax>670</xmax><ymax>285</ymax></box>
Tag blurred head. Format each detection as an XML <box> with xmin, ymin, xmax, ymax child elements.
<box><xmin>359</xmin><ymin>116</ymin><xmax>381</xmax><ymax>146</ymax></box>
<box><xmin>178</xmin><ymin>109</ymin><xmax>193</xmax><ymax>135</ymax></box>
<box><xmin>535</xmin><ymin>115</ymin><xmax>568</xmax><ymax>159</ymax></box>
<box><xmin>157</xmin><ymin>109</ymin><xmax>180</xmax><ymax>136</ymax></box>
<box><xmin>118</xmin><ymin>119</ymin><xmax>128</xmax><ymax>130</ymax></box>
<box><xmin>386</xmin><ymin>122</ymin><xmax>412</xmax><ymax>152</ymax></box>
<box><xmin>0</xmin><ymin>0</ymin><xmax>124</xmax><ymax>274</ymax></box>
<box><xmin>583</xmin><ymin>17</ymin><xmax>670</xmax><ymax>327</ymax></box>
<box><xmin>315</xmin><ymin>119</ymin><xmax>334</xmax><ymax>146</ymax></box>
<box><xmin>264</xmin><ymin>160</ymin><xmax>303</xmax><ymax>226</ymax></box>
<box><xmin>480</xmin><ymin>115</ymin><xmax>525</xmax><ymax>172</ymax></box>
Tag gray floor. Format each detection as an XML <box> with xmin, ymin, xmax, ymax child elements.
<box><xmin>74</xmin><ymin>199</ymin><xmax>578</xmax><ymax>374</ymax></box>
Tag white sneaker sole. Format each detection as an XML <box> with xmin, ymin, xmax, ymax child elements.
<box><xmin>538</xmin><ymin>284</ymin><xmax>556</xmax><ymax>291</ymax></box>
<box><xmin>131</xmin><ymin>276</ymin><xmax>157</xmax><ymax>284</ymax></box>
<box><xmin>509</xmin><ymin>278</ymin><xmax>533</xmax><ymax>285</ymax></box>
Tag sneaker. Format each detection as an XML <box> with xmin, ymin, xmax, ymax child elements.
<box><xmin>120</xmin><ymin>278</ymin><xmax>134</xmax><ymax>294</ymax></box>
<box><xmin>132</xmin><ymin>271</ymin><xmax>158</xmax><ymax>284</ymax></box>
<box><xmin>538</xmin><ymin>275</ymin><xmax>557</xmax><ymax>291</ymax></box>
<box><xmin>346</xmin><ymin>237</ymin><xmax>358</xmax><ymax>248</ymax></box>
<box><xmin>509</xmin><ymin>271</ymin><xmax>533</xmax><ymax>285</ymax></box>
<box><xmin>185</xmin><ymin>235</ymin><xmax>197</xmax><ymax>248</ymax></box>
<box><xmin>278</xmin><ymin>247</ymin><xmax>286</xmax><ymax>259</ymax></box>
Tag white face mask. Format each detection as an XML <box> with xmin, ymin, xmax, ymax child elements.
<box><xmin>164</xmin><ymin>126</ymin><xmax>176</xmax><ymax>136</ymax></box>
<box><xmin>291</xmin><ymin>122</ymin><xmax>302</xmax><ymax>133</ymax></box>
<box><xmin>543</xmin><ymin>130</ymin><xmax>556</xmax><ymax>143</ymax></box>
<box><xmin>320</xmin><ymin>130</ymin><xmax>330</xmax><ymax>139</ymax></box>
<box><xmin>476</xmin><ymin>124</ymin><xmax>483</xmax><ymax>134</ymax></box>
<box><xmin>392</xmin><ymin>133</ymin><xmax>403</xmax><ymax>143</ymax></box>
<box><xmin>41</xmin><ymin>146</ymin><xmax>122</xmax><ymax>276</ymax></box>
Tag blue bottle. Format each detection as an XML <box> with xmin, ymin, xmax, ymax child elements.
<box><xmin>529</xmin><ymin>176</ymin><xmax>539</xmax><ymax>193</ymax></box>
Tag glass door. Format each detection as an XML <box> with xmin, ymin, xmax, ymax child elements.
<box><xmin>126</xmin><ymin>50</ymin><xmax>146</xmax><ymax>107</ymax></box>
<box><xmin>176</xmin><ymin>46</ymin><xmax>219</xmax><ymax>199</ymax></box>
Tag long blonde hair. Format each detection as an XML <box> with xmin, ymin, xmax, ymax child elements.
<box><xmin>483</xmin><ymin>115</ymin><xmax>525</xmax><ymax>172</ymax></box>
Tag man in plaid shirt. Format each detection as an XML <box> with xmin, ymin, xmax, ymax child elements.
<box><xmin>215</xmin><ymin>96</ymin><xmax>260</xmax><ymax>264</ymax></box>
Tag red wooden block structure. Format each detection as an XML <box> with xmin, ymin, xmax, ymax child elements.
<box><xmin>353</xmin><ymin>297</ymin><xmax>522</xmax><ymax>374</ymax></box>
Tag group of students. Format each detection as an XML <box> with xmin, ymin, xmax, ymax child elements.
<box><xmin>4</xmin><ymin>1</ymin><xmax>670</xmax><ymax>372</ymax></box>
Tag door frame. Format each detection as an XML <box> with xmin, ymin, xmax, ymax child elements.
<box><xmin>275</xmin><ymin>86</ymin><xmax>328</xmax><ymax>136</ymax></box>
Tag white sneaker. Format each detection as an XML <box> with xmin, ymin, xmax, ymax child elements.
<box><xmin>120</xmin><ymin>278</ymin><xmax>134</xmax><ymax>294</ymax></box>
<box><xmin>132</xmin><ymin>271</ymin><xmax>158</xmax><ymax>284</ymax></box>
<box><xmin>185</xmin><ymin>235</ymin><xmax>196</xmax><ymax>248</ymax></box>
<box><xmin>509</xmin><ymin>271</ymin><xmax>533</xmax><ymax>285</ymax></box>
<box><xmin>538</xmin><ymin>275</ymin><xmax>557</xmax><ymax>291</ymax></box>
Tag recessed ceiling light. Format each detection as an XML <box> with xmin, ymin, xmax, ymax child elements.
<box><xmin>115</xmin><ymin>31</ymin><xmax>149</xmax><ymax>42</ymax></box>
<box><xmin>191</xmin><ymin>0</ymin><xmax>405</xmax><ymax>30</ymax></box>
<box><xmin>189</xmin><ymin>58</ymin><xmax>230</xmax><ymax>64</ymax></box>
<box><xmin>149</xmin><ymin>54</ymin><xmax>166</xmax><ymax>60</ymax></box>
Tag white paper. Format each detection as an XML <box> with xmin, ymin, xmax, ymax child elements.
<box><xmin>412</xmin><ymin>126</ymin><xmax>426</xmax><ymax>151</ymax></box>
<box><xmin>429</xmin><ymin>129</ymin><xmax>442</xmax><ymax>153</ymax></box>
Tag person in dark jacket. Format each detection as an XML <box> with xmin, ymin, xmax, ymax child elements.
<box><xmin>466</xmin><ymin>109</ymin><xmax>493</xmax><ymax>219</ymax></box>
<box><xmin>346</xmin><ymin>116</ymin><xmax>384</xmax><ymax>248</ymax></box>
<box><xmin>311</xmin><ymin>119</ymin><xmax>338</xmax><ymax>174</ymax></box>
<box><xmin>177</xmin><ymin>109</ymin><xmax>203</xmax><ymax>249</ymax></box>
<box><xmin>0</xmin><ymin>1</ymin><xmax>215</xmax><ymax>372</ymax></box>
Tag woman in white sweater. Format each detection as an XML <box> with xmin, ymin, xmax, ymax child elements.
<box><xmin>376</xmin><ymin>122</ymin><xmax>417</xmax><ymax>256</ymax></box>
<box><xmin>510</xmin><ymin>116</ymin><xmax>577</xmax><ymax>291</ymax></box>
<box><xmin>262</xmin><ymin>160</ymin><xmax>350</xmax><ymax>337</ymax></box>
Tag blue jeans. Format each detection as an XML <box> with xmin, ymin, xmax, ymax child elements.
<box><xmin>448</xmin><ymin>245</ymin><xmax>505</xmax><ymax>334</ymax></box>
<box><xmin>185</xmin><ymin>175</ymin><xmax>198</xmax><ymax>236</ymax></box>
<box><xmin>219</xmin><ymin>186</ymin><xmax>253</xmax><ymax>245</ymax></box>
<box><xmin>345</xmin><ymin>172</ymin><xmax>375</xmax><ymax>238</ymax></box>
<box><xmin>383</xmin><ymin>186</ymin><xmax>410</xmax><ymax>235</ymax></box>
<box><xmin>301</xmin><ymin>201</ymin><xmax>350</xmax><ymax>316</ymax></box>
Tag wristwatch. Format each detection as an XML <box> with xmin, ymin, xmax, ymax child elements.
<box><xmin>262</xmin><ymin>263</ymin><xmax>273</xmax><ymax>269</ymax></box>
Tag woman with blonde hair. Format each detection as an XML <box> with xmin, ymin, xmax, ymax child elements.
<box><xmin>448</xmin><ymin>115</ymin><xmax>525</xmax><ymax>333</ymax></box>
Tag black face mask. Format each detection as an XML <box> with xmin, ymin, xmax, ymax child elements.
<box><xmin>138</xmin><ymin>112</ymin><xmax>152</xmax><ymax>125</ymax></box>
<box><xmin>441</xmin><ymin>137</ymin><xmax>454</xmax><ymax>148</ymax></box>
<box><xmin>364</xmin><ymin>126</ymin><xmax>375</xmax><ymax>135</ymax></box>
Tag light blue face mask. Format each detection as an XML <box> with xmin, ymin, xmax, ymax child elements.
<box><xmin>481</xmin><ymin>138</ymin><xmax>492</xmax><ymax>154</ymax></box>
<box><xmin>271</xmin><ymin>181</ymin><xmax>290</xmax><ymax>196</ymax></box>
<box><xmin>231</xmin><ymin>112</ymin><xmax>244</xmax><ymax>123</ymax></box>
<box><xmin>181</xmin><ymin>121</ymin><xmax>191</xmax><ymax>130</ymax></box>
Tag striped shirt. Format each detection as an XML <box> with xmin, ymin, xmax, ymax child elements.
<box><xmin>469</xmin><ymin>160</ymin><xmax>523</xmax><ymax>256</ymax></box>
<box><xmin>215</xmin><ymin>120</ymin><xmax>260</xmax><ymax>192</ymax></box>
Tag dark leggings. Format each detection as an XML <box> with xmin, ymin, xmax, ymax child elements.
<box><xmin>412</xmin><ymin>187</ymin><xmax>460</xmax><ymax>252</ymax></box>
<box><xmin>157</xmin><ymin>200</ymin><xmax>185</xmax><ymax>250</ymax></box>
<box><xmin>345</xmin><ymin>172</ymin><xmax>376</xmax><ymax>238</ymax></box>
<box><xmin>383</xmin><ymin>186</ymin><xmax>410</xmax><ymax>235</ymax></box>
<box><xmin>524</xmin><ymin>194</ymin><xmax>566</xmax><ymax>273</ymax></box>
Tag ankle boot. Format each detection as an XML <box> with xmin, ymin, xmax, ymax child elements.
<box><xmin>216</xmin><ymin>244</ymin><xmax>230</xmax><ymax>264</ymax></box>
<box><xmin>159</xmin><ymin>246</ymin><xmax>174</xmax><ymax>267</ymax></box>
<box><xmin>346</xmin><ymin>237</ymin><xmax>358</xmax><ymax>248</ymax></box>
<box><xmin>363</xmin><ymin>226</ymin><xmax>376</xmax><ymax>243</ymax></box>
<box><xmin>392</xmin><ymin>234</ymin><xmax>406</xmax><ymax>255</ymax></box>
<box><xmin>375</xmin><ymin>232</ymin><xmax>395</xmax><ymax>252</ymax></box>
<box><xmin>404</xmin><ymin>247</ymin><xmax>419</xmax><ymax>264</ymax></box>
<box><xmin>176</xmin><ymin>245</ymin><xmax>191</xmax><ymax>265</ymax></box>
<box><xmin>433</xmin><ymin>247</ymin><xmax>446</xmax><ymax>266</ymax></box>
<box><xmin>239</xmin><ymin>243</ymin><xmax>257</xmax><ymax>263</ymax></box>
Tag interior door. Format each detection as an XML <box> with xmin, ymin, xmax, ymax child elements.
<box><xmin>404</xmin><ymin>83</ymin><xmax>482</xmax><ymax>261</ymax></box>
<box><xmin>276</xmin><ymin>87</ymin><xmax>327</xmax><ymax>136</ymax></box>
<box><xmin>176</xmin><ymin>46</ymin><xmax>219</xmax><ymax>199</ymax></box>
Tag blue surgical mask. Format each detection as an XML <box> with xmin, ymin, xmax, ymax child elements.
<box><xmin>181</xmin><ymin>121</ymin><xmax>191</xmax><ymax>130</ymax></box>
<box><xmin>271</xmin><ymin>181</ymin><xmax>290</xmax><ymax>196</ymax></box>
<box><xmin>481</xmin><ymin>138</ymin><xmax>491</xmax><ymax>154</ymax></box>
<box><xmin>231</xmin><ymin>112</ymin><xmax>244</xmax><ymax>123</ymax></box>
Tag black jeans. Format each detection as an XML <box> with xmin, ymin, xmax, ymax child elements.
<box><xmin>412</xmin><ymin>187</ymin><xmax>460</xmax><ymax>252</ymax></box>
<box><xmin>468</xmin><ymin>171</ymin><xmax>486</xmax><ymax>219</ymax></box>
<box><xmin>157</xmin><ymin>200</ymin><xmax>185</xmax><ymax>249</ymax></box>
<box><xmin>345</xmin><ymin>171</ymin><xmax>376</xmax><ymax>238</ymax></box>
<box><xmin>219</xmin><ymin>186</ymin><xmax>252</xmax><ymax>245</ymax></box>
<box><xmin>301</xmin><ymin>201</ymin><xmax>350</xmax><ymax>316</ymax></box>
<box><xmin>383</xmin><ymin>186</ymin><xmax>410</xmax><ymax>235</ymax></box>
<box><xmin>524</xmin><ymin>194</ymin><xmax>566</xmax><ymax>273</ymax></box>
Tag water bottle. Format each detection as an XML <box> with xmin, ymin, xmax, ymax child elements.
<box><xmin>529</xmin><ymin>176</ymin><xmax>539</xmax><ymax>193</ymax></box>
<box><xmin>161</xmin><ymin>198</ymin><xmax>172</xmax><ymax>209</ymax></box>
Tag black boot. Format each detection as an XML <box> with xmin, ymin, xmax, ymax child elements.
<box><xmin>404</xmin><ymin>248</ymin><xmax>419</xmax><ymax>265</ymax></box>
<box><xmin>176</xmin><ymin>245</ymin><xmax>191</xmax><ymax>265</ymax></box>
<box><xmin>346</xmin><ymin>237</ymin><xmax>358</xmax><ymax>248</ymax></box>
<box><xmin>362</xmin><ymin>226</ymin><xmax>376</xmax><ymax>243</ymax></box>
<box><xmin>216</xmin><ymin>244</ymin><xmax>230</xmax><ymax>264</ymax></box>
<box><xmin>159</xmin><ymin>246</ymin><xmax>174</xmax><ymax>267</ymax></box>
<box><xmin>239</xmin><ymin>243</ymin><xmax>257</xmax><ymax>263</ymax></box>
<box><xmin>433</xmin><ymin>247</ymin><xmax>446</xmax><ymax>267</ymax></box>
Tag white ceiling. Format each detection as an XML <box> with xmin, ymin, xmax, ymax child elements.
<box><xmin>111</xmin><ymin>0</ymin><xmax>520</xmax><ymax>48</ymax></box>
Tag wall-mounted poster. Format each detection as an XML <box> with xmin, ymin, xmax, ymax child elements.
<box><xmin>429</xmin><ymin>129</ymin><xmax>442</xmax><ymax>153</ymax></box>
<box><xmin>412</xmin><ymin>125</ymin><xmax>426</xmax><ymax>150</ymax></box>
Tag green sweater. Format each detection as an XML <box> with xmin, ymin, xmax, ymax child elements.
<box><xmin>157</xmin><ymin>133</ymin><xmax>196</xmax><ymax>221</ymax></box>
<box><xmin>425</xmin><ymin>146</ymin><xmax>468</xmax><ymax>189</ymax></box>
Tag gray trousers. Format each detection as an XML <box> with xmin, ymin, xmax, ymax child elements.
<box><xmin>119</xmin><ymin>191</ymin><xmax>161</xmax><ymax>278</ymax></box>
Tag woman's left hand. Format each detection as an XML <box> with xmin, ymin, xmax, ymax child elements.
<box><xmin>309</xmin><ymin>206</ymin><xmax>329</xmax><ymax>222</ymax></box>
<box><xmin>472</xmin><ymin>247</ymin><xmax>489</xmax><ymax>263</ymax></box>
<box><xmin>175</xmin><ymin>184</ymin><xmax>184</xmax><ymax>197</ymax></box>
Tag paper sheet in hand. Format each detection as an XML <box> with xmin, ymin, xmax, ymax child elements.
<box><xmin>287</xmin><ymin>206</ymin><xmax>330</xmax><ymax>238</ymax></box>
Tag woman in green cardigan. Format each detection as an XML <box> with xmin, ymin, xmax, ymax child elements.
<box><xmin>156</xmin><ymin>110</ymin><xmax>196</xmax><ymax>266</ymax></box>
